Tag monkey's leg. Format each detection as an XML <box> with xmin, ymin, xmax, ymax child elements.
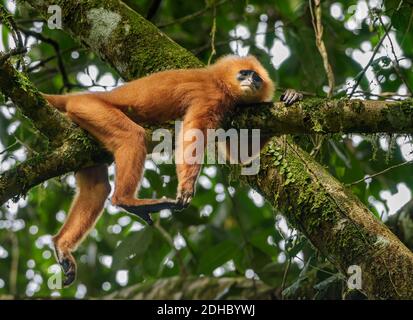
<box><xmin>53</xmin><ymin>165</ymin><xmax>111</xmax><ymax>286</ymax></box>
<box><xmin>66</xmin><ymin>97</ymin><xmax>176</xmax><ymax>224</ymax></box>
<box><xmin>111</xmin><ymin>126</ymin><xmax>177</xmax><ymax>223</ymax></box>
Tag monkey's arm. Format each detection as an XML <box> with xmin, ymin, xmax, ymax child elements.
<box><xmin>175</xmin><ymin>104</ymin><xmax>223</xmax><ymax>210</ymax></box>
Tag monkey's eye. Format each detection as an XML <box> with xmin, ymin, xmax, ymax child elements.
<box><xmin>239</xmin><ymin>70</ymin><xmax>250</xmax><ymax>76</ymax></box>
<box><xmin>252</xmin><ymin>73</ymin><xmax>263</xmax><ymax>83</ymax></box>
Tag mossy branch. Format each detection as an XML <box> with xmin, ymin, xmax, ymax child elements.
<box><xmin>0</xmin><ymin>58</ymin><xmax>73</xmax><ymax>144</ymax></box>
<box><xmin>0</xmin><ymin>140</ymin><xmax>110</xmax><ymax>204</ymax></box>
<box><xmin>234</xmin><ymin>98</ymin><xmax>413</xmax><ymax>135</ymax></box>
<box><xmin>105</xmin><ymin>276</ymin><xmax>277</xmax><ymax>299</ymax></box>
<box><xmin>4</xmin><ymin>0</ymin><xmax>411</xmax><ymax>298</ymax></box>
<box><xmin>247</xmin><ymin>137</ymin><xmax>413</xmax><ymax>298</ymax></box>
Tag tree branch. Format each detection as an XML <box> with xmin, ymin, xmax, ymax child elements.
<box><xmin>0</xmin><ymin>58</ymin><xmax>74</xmax><ymax>143</ymax></box>
<box><xmin>104</xmin><ymin>276</ymin><xmax>278</xmax><ymax>299</ymax></box>
<box><xmin>246</xmin><ymin>137</ymin><xmax>413</xmax><ymax>298</ymax></box>
<box><xmin>0</xmin><ymin>139</ymin><xmax>111</xmax><ymax>204</ymax></box>
<box><xmin>233</xmin><ymin>98</ymin><xmax>413</xmax><ymax>135</ymax></box>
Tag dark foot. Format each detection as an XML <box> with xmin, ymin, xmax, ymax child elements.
<box><xmin>175</xmin><ymin>190</ymin><xmax>193</xmax><ymax>211</ymax></box>
<box><xmin>54</xmin><ymin>246</ymin><xmax>77</xmax><ymax>287</ymax></box>
<box><xmin>280</xmin><ymin>89</ymin><xmax>303</xmax><ymax>106</ymax></box>
<box><xmin>120</xmin><ymin>198</ymin><xmax>177</xmax><ymax>225</ymax></box>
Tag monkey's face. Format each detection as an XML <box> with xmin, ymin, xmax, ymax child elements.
<box><xmin>235</xmin><ymin>69</ymin><xmax>269</xmax><ymax>103</ymax></box>
<box><xmin>210</xmin><ymin>55</ymin><xmax>275</xmax><ymax>103</ymax></box>
<box><xmin>236</xmin><ymin>69</ymin><xmax>263</xmax><ymax>94</ymax></box>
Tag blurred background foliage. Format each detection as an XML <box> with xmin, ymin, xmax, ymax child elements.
<box><xmin>0</xmin><ymin>0</ymin><xmax>412</xmax><ymax>299</ymax></box>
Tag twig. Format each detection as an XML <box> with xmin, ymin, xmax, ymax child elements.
<box><xmin>309</xmin><ymin>0</ymin><xmax>335</xmax><ymax>97</ymax></box>
<box><xmin>12</xmin><ymin>135</ymin><xmax>39</xmax><ymax>155</ymax></box>
<box><xmin>0</xmin><ymin>140</ymin><xmax>19</xmax><ymax>155</ymax></box>
<box><xmin>0</xmin><ymin>47</ymin><xmax>27</xmax><ymax>65</ymax></box>
<box><xmin>378</xmin><ymin>16</ymin><xmax>413</xmax><ymax>95</ymax></box>
<box><xmin>16</xmin><ymin>18</ymin><xmax>45</xmax><ymax>24</ymax></box>
<box><xmin>192</xmin><ymin>22</ymin><xmax>289</xmax><ymax>55</ymax></box>
<box><xmin>9</xmin><ymin>232</ymin><xmax>19</xmax><ymax>297</ymax></box>
<box><xmin>18</xmin><ymin>27</ymin><xmax>73</xmax><ymax>91</ymax></box>
<box><xmin>146</xmin><ymin>0</ymin><xmax>163</xmax><ymax>21</ymax></box>
<box><xmin>401</xmin><ymin>9</ymin><xmax>413</xmax><ymax>46</ymax></box>
<box><xmin>158</xmin><ymin>0</ymin><xmax>228</xmax><ymax>28</ymax></box>
<box><xmin>207</xmin><ymin>3</ymin><xmax>217</xmax><ymax>65</ymax></box>
<box><xmin>0</xmin><ymin>5</ymin><xmax>24</xmax><ymax>50</ymax></box>
<box><xmin>154</xmin><ymin>222</ymin><xmax>188</xmax><ymax>277</ymax></box>
<box><xmin>281</xmin><ymin>258</ymin><xmax>291</xmax><ymax>297</ymax></box>
<box><xmin>352</xmin><ymin>90</ymin><xmax>412</xmax><ymax>99</ymax></box>
<box><xmin>348</xmin><ymin>160</ymin><xmax>413</xmax><ymax>186</ymax></box>
<box><xmin>348</xmin><ymin>26</ymin><xmax>390</xmax><ymax>98</ymax></box>
<box><xmin>0</xmin><ymin>4</ymin><xmax>26</xmax><ymax>67</ymax></box>
<box><xmin>26</xmin><ymin>46</ymin><xmax>81</xmax><ymax>72</ymax></box>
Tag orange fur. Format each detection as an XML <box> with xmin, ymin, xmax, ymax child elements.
<box><xmin>44</xmin><ymin>55</ymin><xmax>275</xmax><ymax>285</ymax></box>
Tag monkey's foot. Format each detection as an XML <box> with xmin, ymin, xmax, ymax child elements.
<box><xmin>175</xmin><ymin>190</ymin><xmax>193</xmax><ymax>211</ymax></box>
<box><xmin>54</xmin><ymin>246</ymin><xmax>77</xmax><ymax>287</ymax></box>
<box><xmin>119</xmin><ymin>198</ymin><xmax>177</xmax><ymax>225</ymax></box>
<box><xmin>280</xmin><ymin>89</ymin><xmax>303</xmax><ymax>106</ymax></box>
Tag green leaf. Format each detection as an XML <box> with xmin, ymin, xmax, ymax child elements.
<box><xmin>112</xmin><ymin>227</ymin><xmax>154</xmax><ymax>270</ymax></box>
<box><xmin>197</xmin><ymin>240</ymin><xmax>240</xmax><ymax>274</ymax></box>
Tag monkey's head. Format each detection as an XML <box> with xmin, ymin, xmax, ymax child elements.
<box><xmin>210</xmin><ymin>55</ymin><xmax>275</xmax><ymax>104</ymax></box>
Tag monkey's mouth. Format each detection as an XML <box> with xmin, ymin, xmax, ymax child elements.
<box><xmin>240</xmin><ymin>84</ymin><xmax>255</xmax><ymax>92</ymax></box>
<box><xmin>240</xmin><ymin>79</ymin><xmax>261</xmax><ymax>92</ymax></box>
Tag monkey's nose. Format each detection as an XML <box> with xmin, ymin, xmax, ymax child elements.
<box><xmin>241</xmin><ymin>79</ymin><xmax>253</xmax><ymax>87</ymax></box>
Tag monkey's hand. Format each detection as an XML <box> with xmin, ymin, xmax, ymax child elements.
<box><xmin>280</xmin><ymin>89</ymin><xmax>303</xmax><ymax>106</ymax></box>
<box><xmin>54</xmin><ymin>246</ymin><xmax>77</xmax><ymax>287</ymax></box>
<box><xmin>175</xmin><ymin>189</ymin><xmax>194</xmax><ymax>211</ymax></box>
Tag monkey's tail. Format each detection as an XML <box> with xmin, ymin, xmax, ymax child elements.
<box><xmin>42</xmin><ymin>94</ymin><xmax>70</xmax><ymax>112</ymax></box>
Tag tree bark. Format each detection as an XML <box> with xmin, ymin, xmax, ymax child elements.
<box><xmin>3</xmin><ymin>0</ymin><xmax>411</xmax><ymax>298</ymax></box>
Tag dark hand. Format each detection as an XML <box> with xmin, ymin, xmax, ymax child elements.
<box><xmin>280</xmin><ymin>89</ymin><xmax>303</xmax><ymax>106</ymax></box>
<box><xmin>175</xmin><ymin>189</ymin><xmax>193</xmax><ymax>211</ymax></box>
<box><xmin>54</xmin><ymin>247</ymin><xmax>77</xmax><ymax>287</ymax></box>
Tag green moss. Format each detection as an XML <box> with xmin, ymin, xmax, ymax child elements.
<box><xmin>379</xmin><ymin>99</ymin><xmax>413</xmax><ymax>131</ymax></box>
<box><xmin>393</xmin><ymin>98</ymin><xmax>413</xmax><ymax>113</ymax></box>
<box><xmin>299</xmin><ymin>98</ymin><xmax>328</xmax><ymax>133</ymax></box>
<box><xmin>253</xmin><ymin>137</ymin><xmax>391</xmax><ymax>273</ymax></box>
<box><xmin>349</xmin><ymin>99</ymin><xmax>365</xmax><ymax>113</ymax></box>
<box><xmin>260</xmin><ymin>139</ymin><xmax>337</xmax><ymax>236</ymax></box>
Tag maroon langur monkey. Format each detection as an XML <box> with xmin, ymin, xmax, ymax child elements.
<box><xmin>44</xmin><ymin>55</ymin><xmax>302</xmax><ymax>285</ymax></box>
